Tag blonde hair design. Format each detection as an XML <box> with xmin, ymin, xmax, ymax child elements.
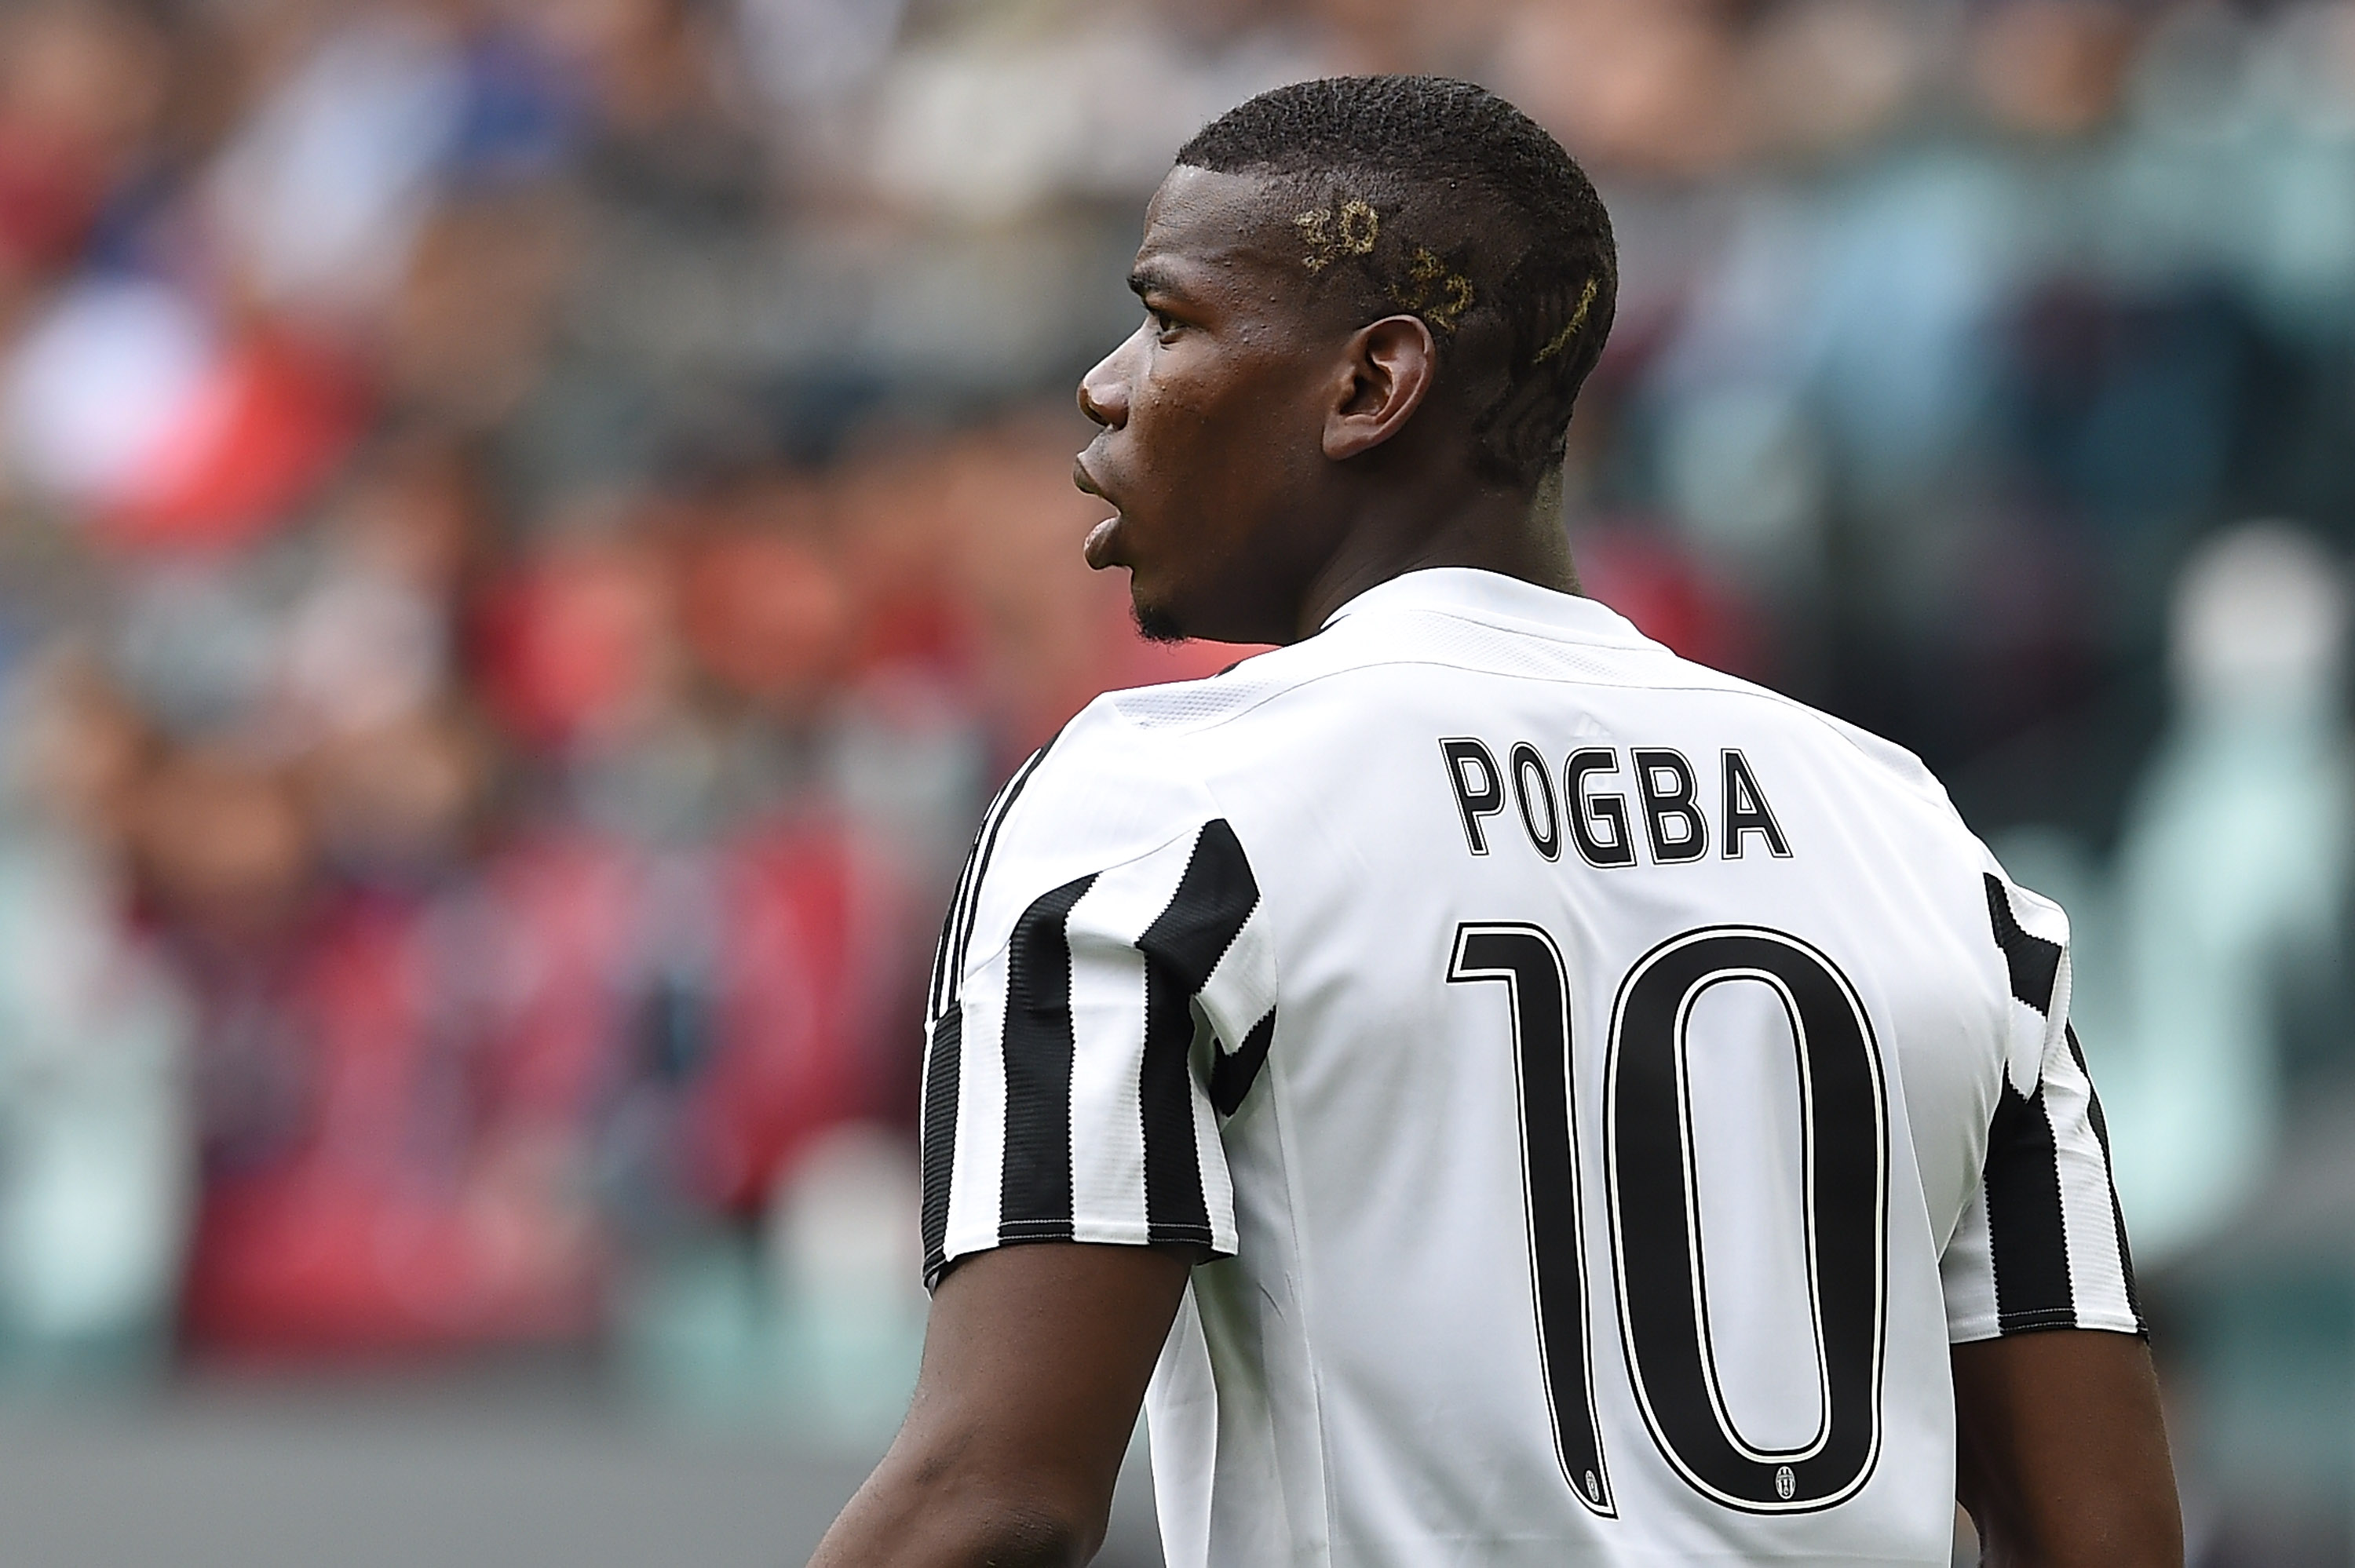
<box><xmin>1391</xmin><ymin>246</ymin><xmax>1476</xmax><ymax>333</ymax></box>
<box><xmin>1533</xmin><ymin>276</ymin><xmax>1600</xmax><ymax>365</ymax></box>
<box><xmin>1296</xmin><ymin>198</ymin><xmax>1381</xmax><ymax>273</ymax></box>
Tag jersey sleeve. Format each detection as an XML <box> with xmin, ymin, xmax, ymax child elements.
<box><xmin>916</xmin><ymin>707</ymin><xmax>1280</xmax><ymax>1289</ymax></box>
<box><xmin>1941</xmin><ymin>873</ymin><xmax>2144</xmax><ymax>1342</ymax></box>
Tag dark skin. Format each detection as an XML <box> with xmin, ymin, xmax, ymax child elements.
<box><xmin>808</xmin><ymin>166</ymin><xmax>2183</xmax><ymax>1567</ymax></box>
<box><xmin>1955</xmin><ymin>1330</ymin><xmax>2182</xmax><ymax>1564</ymax></box>
<box><xmin>807</xmin><ymin>1245</ymin><xmax>1190</xmax><ymax>1567</ymax></box>
<box><xmin>1072</xmin><ymin>165</ymin><xmax>1572</xmax><ymax>646</ymax></box>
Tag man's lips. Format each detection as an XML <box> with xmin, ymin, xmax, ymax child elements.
<box><xmin>1073</xmin><ymin>456</ymin><xmax>1123</xmax><ymax>569</ymax></box>
<box><xmin>1083</xmin><ymin>516</ymin><xmax>1122</xmax><ymax>568</ymax></box>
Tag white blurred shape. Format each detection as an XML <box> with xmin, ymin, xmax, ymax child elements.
<box><xmin>736</xmin><ymin>0</ymin><xmax>907</xmax><ymax>108</ymax></box>
<box><xmin>867</xmin><ymin>18</ymin><xmax>1320</xmax><ymax>221</ymax></box>
<box><xmin>0</xmin><ymin>830</ymin><xmax>192</xmax><ymax>1351</ymax></box>
<box><xmin>2</xmin><ymin>278</ymin><xmax>217</xmax><ymax>506</ymax></box>
<box><xmin>2168</xmin><ymin>520</ymin><xmax>2347</xmax><ymax>711</ymax></box>
<box><xmin>1660</xmin><ymin>382</ymin><xmax>1826</xmax><ymax>578</ymax></box>
<box><xmin>766</xmin><ymin>1123</ymin><xmax>926</xmax><ymax>1445</ymax></box>
<box><xmin>2097</xmin><ymin>523</ymin><xmax>2350</xmax><ymax>1263</ymax></box>
<box><xmin>205</xmin><ymin>11</ymin><xmax>466</xmax><ymax>315</ymax></box>
<box><xmin>279</xmin><ymin>569</ymin><xmax>449</xmax><ymax>738</ymax></box>
<box><xmin>770</xmin><ymin>1125</ymin><xmax>922</xmax><ymax>1298</ymax></box>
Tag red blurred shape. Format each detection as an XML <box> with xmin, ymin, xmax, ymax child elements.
<box><xmin>473</xmin><ymin>834</ymin><xmax>645</xmax><ymax>1125</ymax></box>
<box><xmin>473</xmin><ymin>543</ymin><xmax>670</xmax><ymax>749</ymax></box>
<box><xmin>181</xmin><ymin>834</ymin><xmax>645</xmax><ymax>1357</ymax></box>
<box><xmin>100</xmin><ymin>332</ymin><xmax>369</xmax><ymax>555</ymax></box>
<box><xmin>851</xmin><ymin>580</ymin><xmax>982</xmax><ymax>690</ymax></box>
<box><xmin>1108</xmin><ymin>628</ymin><xmax>1270</xmax><ymax>690</ymax></box>
<box><xmin>1572</xmin><ymin>524</ymin><xmax>1762</xmax><ymax>678</ymax></box>
<box><xmin>0</xmin><ymin>127</ymin><xmax>103</xmax><ymax>271</ymax></box>
<box><xmin>677</xmin><ymin>530</ymin><xmax>849</xmax><ymax>705</ymax></box>
<box><xmin>184</xmin><ymin>1162</ymin><xmax>601</xmax><ymax>1357</ymax></box>
<box><xmin>181</xmin><ymin>888</ymin><xmax>611</xmax><ymax>1355</ymax></box>
<box><xmin>688</xmin><ymin>818</ymin><xmax>891</xmax><ymax>1213</ymax></box>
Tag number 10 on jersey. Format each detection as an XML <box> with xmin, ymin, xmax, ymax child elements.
<box><xmin>1448</xmin><ymin>922</ymin><xmax>1890</xmax><ymax>1517</ymax></box>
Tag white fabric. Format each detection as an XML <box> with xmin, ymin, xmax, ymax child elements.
<box><xmin>926</xmin><ymin>567</ymin><xmax>2138</xmax><ymax>1566</ymax></box>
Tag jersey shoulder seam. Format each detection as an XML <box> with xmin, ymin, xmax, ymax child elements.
<box><xmin>951</xmin><ymin>702</ymin><xmax>1248</xmax><ymax>988</ymax></box>
<box><xmin>1129</xmin><ymin>700</ymin><xmax>1293</xmax><ymax>1055</ymax></box>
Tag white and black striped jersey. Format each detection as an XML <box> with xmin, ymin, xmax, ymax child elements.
<box><xmin>919</xmin><ymin>567</ymin><xmax>2141</xmax><ymax>1568</ymax></box>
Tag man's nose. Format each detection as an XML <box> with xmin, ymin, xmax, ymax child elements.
<box><xmin>1077</xmin><ymin>331</ymin><xmax>1139</xmax><ymax>428</ymax></box>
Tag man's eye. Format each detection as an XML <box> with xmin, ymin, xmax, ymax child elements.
<box><xmin>1148</xmin><ymin>309</ymin><xmax>1181</xmax><ymax>339</ymax></box>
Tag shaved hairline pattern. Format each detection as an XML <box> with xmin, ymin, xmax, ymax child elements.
<box><xmin>1176</xmin><ymin>75</ymin><xmax>1616</xmax><ymax>490</ymax></box>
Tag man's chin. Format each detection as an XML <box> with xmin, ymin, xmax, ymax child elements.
<box><xmin>1130</xmin><ymin>597</ymin><xmax>1189</xmax><ymax>644</ymax></box>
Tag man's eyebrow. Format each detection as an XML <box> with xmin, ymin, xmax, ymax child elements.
<box><xmin>1127</xmin><ymin>265</ymin><xmax>1191</xmax><ymax>302</ymax></box>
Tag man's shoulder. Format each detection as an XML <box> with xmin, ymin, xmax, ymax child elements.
<box><xmin>1085</xmin><ymin>636</ymin><xmax>1361</xmax><ymax>740</ymax></box>
<box><xmin>964</xmin><ymin>698</ymin><xmax>1232</xmax><ymax>935</ymax></box>
<box><xmin>1039</xmin><ymin>609</ymin><xmax>1970</xmax><ymax>851</ymax></box>
<box><xmin>959</xmin><ymin>651</ymin><xmax>1346</xmax><ymax>939</ymax></box>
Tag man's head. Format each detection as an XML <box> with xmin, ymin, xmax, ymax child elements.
<box><xmin>1075</xmin><ymin>75</ymin><xmax>1616</xmax><ymax>646</ymax></box>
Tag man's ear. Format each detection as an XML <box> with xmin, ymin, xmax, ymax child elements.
<box><xmin>1323</xmin><ymin>314</ymin><xmax>1438</xmax><ymax>461</ymax></box>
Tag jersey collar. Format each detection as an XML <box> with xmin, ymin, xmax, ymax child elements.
<box><xmin>1318</xmin><ymin>567</ymin><xmax>1662</xmax><ymax>650</ymax></box>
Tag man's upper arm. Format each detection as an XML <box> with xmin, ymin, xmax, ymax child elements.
<box><xmin>919</xmin><ymin>709</ymin><xmax>1278</xmax><ymax>1288</ymax></box>
<box><xmin>1944</xmin><ymin>875</ymin><xmax>2177</xmax><ymax>1563</ymax></box>
<box><xmin>1952</xmin><ymin>1329</ymin><xmax>2180</xmax><ymax>1566</ymax></box>
<box><xmin>1942</xmin><ymin>874</ymin><xmax>2142</xmax><ymax>1342</ymax></box>
<box><xmin>809</xmin><ymin>1242</ymin><xmax>1193</xmax><ymax>1567</ymax></box>
<box><xmin>812</xmin><ymin>703</ymin><xmax>1279</xmax><ymax>1566</ymax></box>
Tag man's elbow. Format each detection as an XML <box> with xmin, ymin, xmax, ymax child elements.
<box><xmin>944</xmin><ymin>1499</ymin><xmax>1099</xmax><ymax>1568</ymax></box>
<box><xmin>829</xmin><ymin>1454</ymin><xmax>1107</xmax><ymax>1568</ymax></box>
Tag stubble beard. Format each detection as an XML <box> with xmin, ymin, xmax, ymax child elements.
<box><xmin>1131</xmin><ymin>596</ymin><xmax>1188</xmax><ymax>644</ymax></box>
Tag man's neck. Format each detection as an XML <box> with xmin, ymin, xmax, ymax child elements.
<box><xmin>1289</xmin><ymin>482</ymin><xmax>1575</xmax><ymax>641</ymax></box>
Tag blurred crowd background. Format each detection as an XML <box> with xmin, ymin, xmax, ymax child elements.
<box><xmin>1</xmin><ymin>0</ymin><xmax>2353</xmax><ymax>1560</ymax></box>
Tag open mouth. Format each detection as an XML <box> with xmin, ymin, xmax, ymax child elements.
<box><xmin>1073</xmin><ymin>458</ymin><xmax>1123</xmax><ymax>568</ymax></box>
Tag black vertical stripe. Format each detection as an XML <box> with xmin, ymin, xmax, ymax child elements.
<box><xmin>1984</xmin><ymin>1080</ymin><xmax>2076</xmax><ymax>1332</ymax></box>
<box><xmin>1140</xmin><ymin>957</ymin><xmax>1212</xmax><ymax>1243</ymax></box>
<box><xmin>1134</xmin><ymin>821</ymin><xmax>1261</xmax><ymax>1243</ymax></box>
<box><xmin>919</xmin><ymin>1005</ymin><xmax>962</xmax><ymax>1279</ymax></box>
<box><xmin>998</xmin><ymin>873</ymin><xmax>1095</xmax><ymax>1242</ymax></box>
<box><xmin>1983</xmin><ymin>873</ymin><xmax>2062</xmax><ymax>1015</ymax></box>
<box><xmin>926</xmin><ymin>898</ymin><xmax>962</xmax><ymax>1023</ymax></box>
<box><xmin>931</xmin><ymin>776</ymin><xmax>1011</xmax><ymax>1017</ymax></box>
<box><xmin>1982</xmin><ymin>873</ymin><xmax>2094</xmax><ymax>1333</ymax></box>
<box><xmin>929</xmin><ymin>746</ymin><xmax>1053</xmax><ymax>1019</ymax></box>
<box><xmin>1210</xmin><ymin>1008</ymin><xmax>1276</xmax><ymax>1117</ymax></box>
<box><xmin>947</xmin><ymin>745</ymin><xmax>1053</xmax><ymax>1009</ymax></box>
<box><xmin>929</xmin><ymin>828</ymin><xmax>985</xmax><ymax>1019</ymax></box>
<box><xmin>2066</xmin><ymin>1025</ymin><xmax>2143</xmax><ymax>1326</ymax></box>
<box><xmin>1139</xmin><ymin>820</ymin><xmax>1260</xmax><ymax>990</ymax></box>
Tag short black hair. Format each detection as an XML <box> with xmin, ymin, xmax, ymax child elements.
<box><xmin>1177</xmin><ymin>76</ymin><xmax>1616</xmax><ymax>491</ymax></box>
